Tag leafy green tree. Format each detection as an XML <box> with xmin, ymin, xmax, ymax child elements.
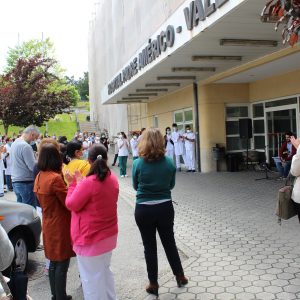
<box><xmin>65</xmin><ymin>72</ymin><xmax>89</xmax><ymax>101</ymax></box>
<box><xmin>5</xmin><ymin>38</ymin><xmax>62</xmax><ymax>73</ymax></box>
<box><xmin>76</xmin><ymin>72</ymin><xmax>89</xmax><ymax>101</ymax></box>
<box><xmin>0</xmin><ymin>55</ymin><xmax>74</xmax><ymax>134</ymax></box>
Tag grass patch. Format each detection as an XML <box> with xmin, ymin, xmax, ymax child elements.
<box><xmin>0</xmin><ymin>102</ymin><xmax>90</xmax><ymax>140</ymax></box>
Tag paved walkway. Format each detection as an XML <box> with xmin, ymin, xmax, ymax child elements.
<box><xmin>117</xmin><ymin>168</ymin><xmax>300</xmax><ymax>300</ymax></box>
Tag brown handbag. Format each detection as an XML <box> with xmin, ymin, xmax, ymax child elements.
<box><xmin>275</xmin><ymin>176</ymin><xmax>297</xmax><ymax>224</ymax></box>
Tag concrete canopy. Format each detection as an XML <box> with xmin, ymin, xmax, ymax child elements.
<box><xmin>102</xmin><ymin>0</ymin><xmax>297</xmax><ymax>105</ymax></box>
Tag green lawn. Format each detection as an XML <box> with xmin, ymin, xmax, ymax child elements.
<box><xmin>0</xmin><ymin>102</ymin><xmax>90</xmax><ymax>140</ymax></box>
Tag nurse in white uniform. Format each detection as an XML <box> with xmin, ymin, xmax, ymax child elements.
<box><xmin>183</xmin><ymin>125</ymin><xmax>196</xmax><ymax>172</ymax></box>
<box><xmin>171</xmin><ymin>123</ymin><xmax>185</xmax><ymax>171</ymax></box>
<box><xmin>130</xmin><ymin>134</ymin><xmax>139</xmax><ymax>160</ymax></box>
<box><xmin>164</xmin><ymin>127</ymin><xmax>174</xmax><ymax>159</ymax></box>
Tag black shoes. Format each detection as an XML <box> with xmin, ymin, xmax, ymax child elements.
<box><xmin>176</xmin><ymin>274</ymin><xmax>188</xmax><ymax>287</ymax></box>
<box><xmin>146</xmin><ymin>282</ymin><xmax>159</xmax><ymax>297</ymax></box>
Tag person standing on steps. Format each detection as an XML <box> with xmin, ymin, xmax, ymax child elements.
<box><xmin>117</xmin><ymin>132</ymin><xmax>129</xmax><ymax>178</ymax></box>
<box><xmin>132</xmin><ymin>128</ymin><xmax>188</xmax><ymax>298</ymax></box>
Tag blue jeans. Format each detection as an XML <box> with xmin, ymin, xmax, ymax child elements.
<box><xmin>12</xmin><ymin>182</ymin><xmax>37</xmax><ymax>208</ymax></box>
<box><xmin>6</xmin><ymin>175</ymin><xmax>13</xmax><ymax>191</ymax></box>
<box><xmin>275</xmin><ymin>160</ymin><xmax>291</xmax><ymax>178</ymax></box>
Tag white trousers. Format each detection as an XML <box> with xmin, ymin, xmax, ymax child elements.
<box><xmin>166</xmin><ymin>149</ymin><xmax>174</xmax><ymax>160</ymax></box>
<box><xmin>185</xmin><ymin>149</ymin><xmax>195</xmax><ymax>170</ymax></box>
<box><xmin>77</xmin><ymin>251</ymin><xmax>117</xmax><ymax>300</ymax></box>
<box><xmin>175</xmin><ymin>154</ymin><xmax>187</xmax><ymax>169</ymax></box>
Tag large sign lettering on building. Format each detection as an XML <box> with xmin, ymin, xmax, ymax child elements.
<box><xmin>107</xmin><ymin>0</ymin><xmax>229</xmax><ymax>95</ymax></box>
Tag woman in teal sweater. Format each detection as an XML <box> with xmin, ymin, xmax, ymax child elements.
<box><xmin>132</xmin><ymin>128</ymin><xmax>188</xmax><ymax>298</ymax></box>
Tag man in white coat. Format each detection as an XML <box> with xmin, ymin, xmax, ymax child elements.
<box><xmin>171</xmin><ymin>123</ymin><xmax>186</xmax><ymax>171</ymax></box>
<box><xmin>130</xmin><ymin>133</ymin><xmax>139</xmax><ymax>160</ymax></box>
<box><xmin>183</xmin><ymin>125</ymin><xmax>196</xmax><ymax>172</ymax></box>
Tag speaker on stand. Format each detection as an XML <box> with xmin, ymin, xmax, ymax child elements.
<box><xmin>239</xmin><ymin>118</ymin><xmax>252</xmax><ymax>170</ymax></box>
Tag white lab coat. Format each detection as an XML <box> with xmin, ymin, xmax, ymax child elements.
<box><xmin>171</xmin><ymin>130</ymin><xmax>186</xmax><ymax>168</ymax></box>
<box><xmin>165</xmin><ymin>134</ymin><xmax>174</xmax><ymax>159</ymax></box>
<box><xmin>184</xmin><ymin>131</ymin><xmax>196</xmax><ymax>171</ymax></box>
<box><xmin>130</xmin><ymin>138</ymin><xmax>139</xmax><ymax>158</ymax></box>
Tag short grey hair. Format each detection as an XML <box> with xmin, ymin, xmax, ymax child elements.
<box><xmin>23</xmin><ymin>125</ymin><xmax>40</xmax><ymax>135</ymax></box>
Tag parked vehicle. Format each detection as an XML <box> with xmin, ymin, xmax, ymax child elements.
<box><xmin>0</xmin><ymin>200</ymin><xmax>41</xmax><ymax>272</ymax></box>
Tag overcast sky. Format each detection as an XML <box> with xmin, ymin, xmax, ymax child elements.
<box><xmin>0</xmin><ymin>0</ymin><xmax>95</xmax><ymax>79</ymax></box>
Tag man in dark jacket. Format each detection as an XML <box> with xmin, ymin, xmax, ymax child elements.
<box><xmin>275</xmin><ymin>131</ymin><xmax>297</xmax><ymax>179</ymax></box>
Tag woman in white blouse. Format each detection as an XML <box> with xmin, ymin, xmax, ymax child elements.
<box><xmin>117</xmin><ymin>132</ymin><xmax>129</xmax><ymax>178</ymax></box>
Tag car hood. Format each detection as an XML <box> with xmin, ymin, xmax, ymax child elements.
<box><xmin>0</xmin><ymin>199</ymin><xmax>36</xmax><ymax>233</ymax></box>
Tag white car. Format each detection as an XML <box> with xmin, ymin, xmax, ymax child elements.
<box><xmin>0</xmin><ymin>200</ymin><xmax>41</xmax><ymax>272</ymax></box>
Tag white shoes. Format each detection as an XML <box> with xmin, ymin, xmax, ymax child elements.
<box><xmin>121</xmin><ymin>175</ymin><xmax>125</xmax><ymax>178</ymax></box>
<box><xmin>125</xmin><ymin>174</ymin><xmax>128</xmax><ymax>177</ymax></box>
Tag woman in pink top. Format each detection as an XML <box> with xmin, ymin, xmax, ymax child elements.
<box><xmin>65</xmin><ymin>144</ymin><xmax>119</xmax><ymax>300</ymax></box>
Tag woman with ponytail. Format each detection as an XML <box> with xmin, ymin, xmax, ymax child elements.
<box><xmin>65</xmin><ymin>144</ymin><xmax>119</xmax><ymax>300</ymax></box>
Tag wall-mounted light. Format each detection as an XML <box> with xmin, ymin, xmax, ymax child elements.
<box><xmin>117</xmin><ymin>100</ymin><xmax>143</xmax><ymax>103</ymax></box>
<box><xmin>220</xmin><ymin>39</ymin><xmax>278</xmax><ymax>47</ymax></box>
<box><xmin>122</xmin><ymin>97</ymin><xmax>149</xmax><ymax>100</ymax></box>
<box><xmin>157</xmin><ymin>76</ymin><xmax>196</xmax><ymax>80</ymax></box>
<box><xmin>128</xmin><ymin>93</ymin><xmax>158</xmax><ymax>97</ymax></box>
<box><xmin>172</xmin><ymin>67</ymin><xmax>216</xmax><ymax>72</ymax></box>
<box><xmin>145</xmin><ymin>83</ymin><xmax>181</xmax><ymax>87</ymax></box>
<box><xmin>192</xmin><ymin>55</ymin><xmax>242</xmax><ymax>61</ymax></box>
<box><xmin>136</xmin><ymin>88</ymin><xmax>168</xmax><ymax>92</ymax></box>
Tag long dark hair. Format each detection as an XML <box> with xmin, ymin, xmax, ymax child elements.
<box><xmin>87</xmin><ymin>144</ymin><xmax>110</xmax><ymax>181</ymax></box>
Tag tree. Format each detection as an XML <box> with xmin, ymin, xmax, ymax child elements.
<box><xmin>76</xmin><ymin>72</ymin><xmax>89</xmax><ymax>101</ymax></box>
<box><xmin>5</xmin><ymin>38</ymin><xmax>62</xmax><ymax>74</ymax></box>
<box><xmin>65</xmin><ymin>72</ymin><xmax>89</xmax><ymax>101</ymax></box>
<box><xmin>0</xmin><ymin>55</ymin><xmax>75</xmax><ymax>134</ymax></box>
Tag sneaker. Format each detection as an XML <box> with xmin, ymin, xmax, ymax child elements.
<box><xmin>121</xmin><ymin>175</ymin><xmax>125</xmax><ymax>178</ymax></box>
<box><xmin>191</xmin><ymin>170</ymin><xmax>196</xmax><ymax>173</ymax></box>
<box><xmin>125</xmin><ymin>174</ymin><xmax>128</xmax><ymax>177</ymax></box>
<box><xmin>277</xmin><ymin>176</ymin><xmax>283</xmax><ymax>181</ymax></box>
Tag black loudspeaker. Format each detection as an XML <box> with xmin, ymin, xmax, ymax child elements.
<box><xmin>239</xmin><ymin>118</ymin><xmax>252</xmax><ymax>139</ymax></box>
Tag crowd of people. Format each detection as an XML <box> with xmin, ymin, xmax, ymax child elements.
<box><xmin>2</xmin><ymin>124</ymin><xmax>300</xmax><ymax>299</ymax></box>
<box><xmin>0</xmin><ymin>125</ymin><xmax>189</xmax><ymax>300</ymax></box>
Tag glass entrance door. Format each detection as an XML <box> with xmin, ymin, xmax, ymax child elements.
<box><xmin>266</xmin><ymin>108</ymin><xmax>297</xmax><ymax>164</ymax></box>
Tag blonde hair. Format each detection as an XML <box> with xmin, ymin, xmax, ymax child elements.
<box><xmin>138</xmin><ymin>128</ymin><xmax>165</xmax><ymax>162</ymax></box>
<box><xmin>37</xmin><ymin>138</ymin><xmax>60</xmax><ymax>152</ymax></box>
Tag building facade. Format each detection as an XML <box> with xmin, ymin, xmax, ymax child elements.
<box><xmin>89</xmin><ymin>0</ymin><xmax>300</xmax><ymax>172</ymax></box>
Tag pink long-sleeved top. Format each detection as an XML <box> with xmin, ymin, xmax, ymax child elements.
<box><xmin>66</xmin><ymin>172</ymin><xmax>119</xmax><ymax>256</ymax></box>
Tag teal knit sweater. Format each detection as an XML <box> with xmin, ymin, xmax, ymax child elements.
<box><xmin>132</xmin><ymin>156</ymin><xmax>176</xmax><ymax>204</ymax></box>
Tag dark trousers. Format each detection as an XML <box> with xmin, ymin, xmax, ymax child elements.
<box><xmin>112</xmin><ymin>154</ymin><xmax>118</xmax><ymax>166</ymax></box>
<box><xmin>293</xmin><ymin>201</ymin><xmax>300</xmax><ymax>223</ymax></box>
<box><xmin>6</xmin><ymin>175</ymin><xmax>13</xmax><ymax>191</ymax></box>
<box><xmin>49</xmin><ymin>259</ymin><xmax>70</xmax><ymax>300</ymax></box>
<box><xmin>135</xmin><ymin>201</ymin><xmax>183</xmax><ymax>283</ymax></box>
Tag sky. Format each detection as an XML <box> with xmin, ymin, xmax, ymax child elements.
<box><xmin>0</xmin><ymin>0</ymin><xmax>95</xmax><ymax>79</ymax></box>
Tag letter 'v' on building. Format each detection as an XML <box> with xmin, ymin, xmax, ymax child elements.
<box><xmin>89</xmin><ymin>0</ymin><xmax>300</xmax><ymax>172</ymax></box>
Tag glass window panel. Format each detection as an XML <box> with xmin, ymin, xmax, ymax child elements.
<box><xmin>254</xmin><ymin>136</ymin><xmax>265</xmax><ymax>149</ymax></box>
<box><xmin>253</xmin><ymin>103</ymin><xmax>264</xmax><ymax>118</ymax></box>
<box><xmin>177</xmin><ymin>125</ymin><xmax>184</xmax><ymax>131</ymax></box>
<box><xmin>253</xmin><ymin>120</ymin><xmax>265</xmax><ymax>134</ymax></box>
<box><xmin>265</xmin><ymin>97</ymin><xmax>297</xmax><ymax>108</ymax></box>
<box><xmin>226</xmin><ymin>137</ymin><xmax>250</xmax><ymax>151</ymax></box>
<box><xmin>174</xmin><ymin>112</ymin><xmax>183</xmax><ymax>123</ymax></box>
<box><xmin>226</xmin><ymin>106</ymin><xmax>248</xmax><ymax>118</ymax></box>
<box><xmin>226</xmin><ymin>121</ymin><xmax>239</xmax><ymax>135</ymax></box>
<box><xmin>184</xmin><ymin>110</ymin><xmax>193</xmax><ymax>122</ymax></box>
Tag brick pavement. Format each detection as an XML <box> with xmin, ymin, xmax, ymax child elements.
<box><xmin>118</xmin><ymin>169</ymin><xmax>300</xmax><ymax>300</ymax></box>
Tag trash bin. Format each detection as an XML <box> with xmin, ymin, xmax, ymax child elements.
<box><xmin>212</xmin><ymin>146</ymin><xmax>225</xmax><ymax>161</ymax></box>
<box><xmin>226</xmin><ymin>154</ymin><xmax>239</xmax><ymax>172</ymax></box>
